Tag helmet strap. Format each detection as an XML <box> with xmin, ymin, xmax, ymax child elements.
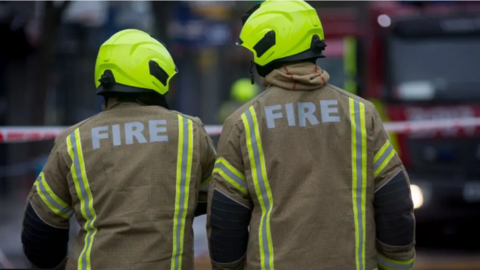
<box><xmin>241</xmin><ymin>3</ymin><xmax>261</xmax><ymax>25</ymax></box>
<box><xmin>99</xmin><ymin>70</ymin><xmax>116</xmax><ymax>90</ymax></box>
<box><xmin>255</xmin><ymin>63</ymin><xmax>273</xmax><ymax>78</ymax></box>
<box><xmin>249</xmin><ymin>61</ymin><xmax>255</xmax><ymax>84</ymax></box>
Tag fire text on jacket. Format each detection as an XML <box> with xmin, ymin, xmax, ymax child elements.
<box><xmin>91</xmin><ymin>120</ymin><xmax>168</xmax><ymax>149</ymax></box>
<box><xmin>264</xmin><ymin>100</ymin><xmax>340</xmax><ymax>128</ymax></box>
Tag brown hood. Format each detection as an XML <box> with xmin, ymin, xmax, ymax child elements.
<box><xmin>265</xmin><ymin>62</ymin><xmax>330</xmax><ymax>91</ymax></box>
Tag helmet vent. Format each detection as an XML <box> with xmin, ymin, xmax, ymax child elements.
<box><xmin>254</xmin><ymin>30</ymin><xmax>276</xmax><ymax>58</ymax></box>
<box><xmin>149</xmin><ymin>60</ymin><xmax>169</xmax><ymax>86</ymax></box>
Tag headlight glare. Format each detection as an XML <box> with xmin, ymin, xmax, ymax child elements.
<box><xmin>410</xmin><ymin>184</ymin><xmax>424</xmax><ymax>209</ymax></box>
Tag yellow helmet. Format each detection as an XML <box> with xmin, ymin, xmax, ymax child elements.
<box><xmin>238</xmin><ymin>0</ymin><xmax>326</xmax><ymax>74</ymax></box>
<box><xmin>95</xmin><ymin>29</ymin><xmax>178</xmax><ymax>96</ymax></box>
<box><xmin>231</xmin><ymin>78</ymin><xmax>260</xmax><ymax>103</ymax></box>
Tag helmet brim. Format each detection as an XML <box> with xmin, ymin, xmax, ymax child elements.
<box><xmin>96</xmin><ymin>83</ymin><xmax>160</xmax><ymax>96</ymax></box>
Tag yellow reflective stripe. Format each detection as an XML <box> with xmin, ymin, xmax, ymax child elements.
<box><xmin>242</xmin><ymin>106</ymin><xmax>274</xmax><ymax>270</ymax></box>
<box><xmin>214</xmin><ymin>157</ymin><xmax>248</xmax><ymax>195</ymax></box>
<box><xmin>254</xmin><ymin>108</ymin><xmax>275</xmax><ymax>270</ymax></box>
<box><xmin>350</xmin><ymin>98</ymin><xmax>367</xmax><ymax>270</ymax></box>
<box><xmin>171</xmin><ymin>115</ymin><xmax>194</xmax><ymax>270</ymax></box>
<box><xmin>374</xmin><ymin>151</ymin><xmax>395</xmax><ymax>178</ymax></box>
<box><xmin>35</xmin><ymin>172</ymin><xmax>73</xmax><ymax>219</ymax></box>
<box><xmin>374</xmin><ymin>141</ymin><xmax>396</xmax><ymax>178</ymax></box>
<box><xmin>378</xmin><ymin>254</ymin><xmax>414</xmax><ymax>270</ymax></box>
<box><xmin>253</xmin><ymin>109</ymin><xmax>275</xmax><ymax>270</ymax></box>
<box><xmin>67</xmin><ymin>129</ymin><xmax>98</xmax><ymax>270</ymax></box>
<box><xmin>374</xmin><ymin>141</ymin><xmax>390</xmax><ymax>164</ymax></box>
<box><xmin>217</xmin><ymin>157</ymin><xmax>245</xmax><ymax>181</ymax></box>
<box><xmin>360</xmin><ymin>102</ymin><xmax>367</xmax><ymax>268</ymax></box>
<box><xmin>371</xmin><ymin>99</ymin><xmax>401</xmax><ymax>157</ymax></box>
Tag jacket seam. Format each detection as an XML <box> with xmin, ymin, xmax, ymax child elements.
<box><xmin>30</xmin><ymin>202</ymin><xmax>70</xmax><ymax>229</ymax></box>
<box><xmin>215</xmin><ymin>188</ymin><xmax>251</xmax><ymax>210</ymax></box>
<box><xmin>211</xmin><ymin>253</ymin><xmax>247</xmax><ymax>265</ymax></box>
<box><xmin>374</xmin><ymin>169</ymin><xmax>402</xmax><ymax>193</ymax></box>
<box><xmin>30</xmin><ymin>256</ymin><xmax>69</xmax><ymax>270</ymax></box>
<box><xmin>377</xmin><ymin>238</ymin><xmax>414</xmax><ymax>248</ymax></box>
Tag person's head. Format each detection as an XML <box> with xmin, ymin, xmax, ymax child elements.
<box><xmin>95</xmin><ymin>29</ymin><xmax>178</xmax><ymax>108</ymax></box>
<box><xmin>230</xmin><ymin>78</ymin><xmax>260</xmax><ymax>103</ymax></box>
<box><xmin>238</xmin><ymin>0</ymin><xmax>326</xmax><ymax>77</ymax></box>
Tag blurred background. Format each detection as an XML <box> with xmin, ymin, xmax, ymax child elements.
<box><xmin>1</xmin><ymin>1</ymin><xmax>480</xmax><ymax>269</ymax></box>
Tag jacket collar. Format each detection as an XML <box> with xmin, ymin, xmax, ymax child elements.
<box><xmin>265</xmin><ymin>62</ymin><xmax>330</xmax><ymax>91</ymax></box>
<box><xmin>102</xmin><ymin>97</ymin><xmax>140</xmax><ymax>111</ymax></box>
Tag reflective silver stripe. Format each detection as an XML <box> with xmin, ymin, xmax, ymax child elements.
<box><xmin>215</xmin><ymin>161</ymin><xmax>248</xmax><ymax>192</ymax></box>
<box><xmin>70</xmin><ymin>132</ymin><xmax>96</xmax><ymax>270</ymax></box>
<box><xmin>378</xmin><ymin>255</ymin><xmax>414</xmax><ymax>270</ymax></box>
<box><xmin>244</xmin><ymin>108</ymin><xmax>273</xmax><ymax>270</ymax></box>
<box><xmin>36</xmin><ymin>175</ymin><xmax>74</xmax><ymax>217</ymax></box>
<box><xmin>374</xmin><ymin>143</ymin><xmax>394</xmax><ymax>172</ymax></box>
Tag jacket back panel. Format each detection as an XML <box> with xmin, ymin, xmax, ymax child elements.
<box><xmin>243</xmin><ymin>86</ymin><xmax>377</xmax><ymax>270</ymax></box>
<box><xmin>64</xmin><ymin>104</ymin><xmax>203</xmax><ymax>270</ymax></box>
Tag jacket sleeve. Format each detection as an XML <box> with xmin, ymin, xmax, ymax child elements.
<box><xmin>207</xmin><ymin>118</ymin><xmax>252</xmax><ymax>270</ymax></box>
<box><xmin>196</xmin><ymin>121</ymin><xmax>217</xmax><ymax>217</ymax></box>
<box><xmin>22</xmin><ymin>136</ymin><xmax>72</xmax><ymax>270</ymax></box>
<box><xmin>371</xmin><ymin>109</ymin><xmax>415</xmax><ymax>270</ymax></box>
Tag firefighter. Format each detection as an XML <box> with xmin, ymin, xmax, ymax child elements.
<box><xmin>218</xmin><ymin>78</ymin><xmax>260</xmax><ymax>124</ymax></box>
<box><xmin>21</xmin><ymin>29</ymin><xmax>216</xmax><ymax>270</ymax></box>
<box><xmin>207</xmin><ymin>1</ymin><xmax>416</xmax><ymax>270</ymax></box>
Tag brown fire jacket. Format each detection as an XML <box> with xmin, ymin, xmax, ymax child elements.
<box><xmin>207</xmin><ymin>62</ymin><xmax>416</xmax><ymax>270</ymax></box>
<box><xmin>22</xmin><ymin>99</ymin><xmax>216</xmax><ymax>270</ymax></box>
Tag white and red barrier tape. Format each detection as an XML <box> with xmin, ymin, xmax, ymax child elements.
<box><xmin>1</xmin><ymin>118</ymin><xmax>480</xmax><ymax>143</ymax></box>
<box><xmin>0</xmin><ymin>247</ymin><xmax>14</xmax><ymax>269</ymax></box>
<box><xmin>0</xmin><ymin>126</ymin><xmax>222</xmax><ymax>143</ymax></box>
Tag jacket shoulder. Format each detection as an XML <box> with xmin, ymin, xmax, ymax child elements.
<box><xmin>169</xmin><ymin>110</ymin><xmax>205</xmax><ymax>129</ymax></box>
<box><xmin>325</xmin><ymin>84</ymin><xmax>377</xmax><ymax>112</ymax></box>
<box><xmin>54</xmin><ymin>115</ymin><xmax>98</xmax><ymax>145</ymax></box>
<box><xmin>224</xmin><ymin>88</ymin><xmax>271</xmax><ymax>125</ymax></box>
